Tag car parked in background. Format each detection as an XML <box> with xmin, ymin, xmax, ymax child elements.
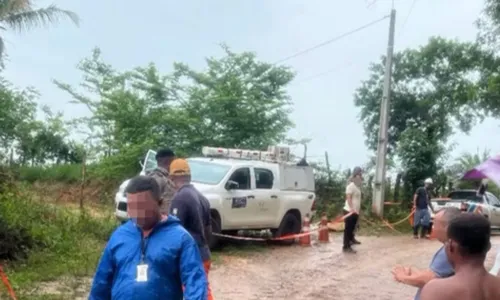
<box><xmin>430</xmin><ymin>189</ymin><xmax>500</xmax><ymax>229</ymax></box>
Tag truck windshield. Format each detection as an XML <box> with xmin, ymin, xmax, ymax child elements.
<box><xmin>187</xmin><ymin>159</ymin><xmax>230</xmax><ymax>185</ymax></box>
<box><xmin>142</xmin><ymin>152</ymin><xmax>229</xmax><ymax>185</ymax></box>
<box><xmin>447</xmin><ymin>191</ymin><xmax>482</xmax><ymax>202</ymax></box>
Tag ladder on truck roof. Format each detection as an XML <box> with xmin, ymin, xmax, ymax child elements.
<box><xmin>201</xmin><ymin>146</ymin><xmax>291</xmax><ymax>163</ymax></box>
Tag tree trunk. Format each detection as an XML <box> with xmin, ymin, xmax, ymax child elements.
<box><xmin>394</xmin><ymin>172</ymin><xmax>402</xmax><ymax>202</ymax></box>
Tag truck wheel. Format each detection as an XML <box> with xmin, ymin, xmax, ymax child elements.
<box><xmin>274</xmin><ymin>212</ymin><xmax>301</xmax><ymax>245</ymax></box>
<box><xmin>209</xmin><ymin>213</ymin><xmax>221</xmax><ymax>250</ymax></box>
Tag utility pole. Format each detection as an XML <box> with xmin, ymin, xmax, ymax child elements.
<box><xmin>324</xmin><ymin>151</ymin><xmax>332</xmax><ymax>183</ymax></box>
<box><xmin>372</xmin><ymin>8</ymin><xmax>396</xmax><ymax>217</ymax></box>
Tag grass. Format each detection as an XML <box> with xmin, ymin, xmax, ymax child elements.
<box><xmin>0</xmin><ymin>186</ymin><xmax>117</xmax><ymax>299</ymax></box>
<box><xmin>16</xmin><ymin>164</ymin><xmax>83</xmax><ymax>184</ymax></box>
<box><xmin>0</xmin><ymin>183</ymin><xmax>264</xmax><ymax>300</ymax></box>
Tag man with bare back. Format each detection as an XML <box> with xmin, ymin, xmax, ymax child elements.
<box><xmin>420</xmin><ymin>213</ymin><xmax>500</xmax><ymax>300</ymax></box>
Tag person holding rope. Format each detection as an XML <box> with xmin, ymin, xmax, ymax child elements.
<box><xmin>168</xmin><ymin>159</ymin><xmax>214</xmax><ymax>300</ymax></box>
<box><xmin>392</xmin><ymin>207</ymin><xmax>461</xmax><ymax>300</ymax></box>
<box><xmin>420</xmin><ymin>213</ymin><xmax>500</xmax><ymax>300</ymax></box>
<box><xmin>412</xmin><ymin>178</ymin><xmax>435</xmax><ymax>239</ymax></box>
<box><xmin>342</xmin><ymin>166</ymin><xmax>363</xmax><ymax>254</ymax></box>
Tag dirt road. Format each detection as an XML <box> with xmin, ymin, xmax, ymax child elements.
<box><xmin>210</xmin><ymin>234</ymin><xmax>500</xmax><ymax>300</ymax></box>
<box><xmin>30</xmin><ymin>234</ymin><xmax>500</xmax><ymax>299</ymax></box>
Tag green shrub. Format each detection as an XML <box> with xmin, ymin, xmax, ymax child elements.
<box><xmin>16</xmin><ymin>164</ymin><xmax>83</xmax><ymax>184</ymax></box>
<box><xmin>0</xmin><ymin>184</ymin><xmax>117</xmax><ymax>290</ymax></box>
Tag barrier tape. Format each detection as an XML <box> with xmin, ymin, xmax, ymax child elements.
<box><xmin>212</xmin><ymin>213</ymin><xmax>353</xmax><ymax>241</ymax></box>
<box><xmin>0</xmin><ymin>265</ymin><xmax>17</xmax><ymax>300</ymax></box>
<box><xmin>212</xmin><ymin>227</ymin><xmax>324</xmax><ymax>241</ymax></box>
<box><xmin>212</xmin><ymin>208</ymin><xmax>416</xmax><ymax>241</ymax></box>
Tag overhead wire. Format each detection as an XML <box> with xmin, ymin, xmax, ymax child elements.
<box><xmin>288</xmin><ymin>61</ymin><xmax>355</xmax><ymax>86</ymax></box>
<box><xmin>397</xmin><ymin>0</ymin><xmax>417</xmax><ymax>40</ymax></box>
<box><xmin>273</xmin><ymin>14</ymin><xmax>390</xmax><ymax>65</ymax></box>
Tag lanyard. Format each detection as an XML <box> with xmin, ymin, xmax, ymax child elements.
<box><xmin>140</xmin><ymin>234</ymin><xmax>148</xmax><ymax>263</ymax></box>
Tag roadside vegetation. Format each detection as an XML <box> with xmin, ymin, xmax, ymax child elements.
<box><xmin>2</xmin><ymin>0</ymin><xmax>500</xmax><ymax>299</ymax></box>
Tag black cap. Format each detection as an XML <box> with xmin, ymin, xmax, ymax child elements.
<box><xmin>155</xmin><ymin>148</ymin><xmax>175</xmax><ymax>160</ymax></box>
<box><xmin>352</xmin><ymin>166</ymin><xmax>363</xmax><ymax>176</ymax></box>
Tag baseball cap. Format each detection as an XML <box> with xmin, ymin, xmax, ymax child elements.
<box><xmin>424</xmin><ymin>178</ymin><xmax>433</xmax><ymax>184</ymax></box>
<box><xmin>169</xmin><ymin>159</ymin><xmax>190</xmax><ymax>176</ymax></box>
<box><xmin>352</xmin><ymin>166</ymin><xmax>363</xmax><ymax>177</ymax></box>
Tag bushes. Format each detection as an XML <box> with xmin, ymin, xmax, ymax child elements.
<box><xmin>0</xmin><ymin>182</ymin><xmax>117</xmax><ymax>289</ymax></box>
<box><xmin>16</xmin><ymin>164</ymin><xmax>83</xmax><ymax>184</ymax></box>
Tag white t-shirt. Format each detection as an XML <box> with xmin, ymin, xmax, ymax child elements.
<box><xmin>343</xmin><ymin>182</ymin><xmax>362</xmax><ymax>212</ymax></box>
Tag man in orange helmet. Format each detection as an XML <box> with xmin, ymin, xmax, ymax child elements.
<box><xmin>169</xmin><ymin>159</ymin><xmax>214</xmax><ymax>300</ymax></box>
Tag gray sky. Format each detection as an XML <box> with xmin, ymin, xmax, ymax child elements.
<box><xmin>3</xmin><ymin>0</ymin><xmax>498</xmax><ymax>170</ymax></box>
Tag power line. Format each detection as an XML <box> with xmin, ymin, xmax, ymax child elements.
<box><xmin>288</xmin><ymin>61</ymin><xmax>354</xmax><ymax>86</ymax></box>
<box><xmin>397</xmin><ymin>0</ymin><xmax>417</xmax><ymax>39</ymax></box>
<box><xmin>273</xmin><ymin>15</ymin><xmax>390</xmax><ymax>65</ymax></box>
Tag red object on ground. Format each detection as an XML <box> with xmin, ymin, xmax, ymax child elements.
<box><xmin>299</xmin><ymin>215</ymin><xmax>311</xmax><ymax>246</ymax></box>
<box><xmin>318</xmin><ymin>213</ymin><xmax>329</xmax><ymax>243</ymax></box>
<box><xmin>0</xmin><ymin>265</ymin><xmax>17</xmax><ymax>300</ymax></box>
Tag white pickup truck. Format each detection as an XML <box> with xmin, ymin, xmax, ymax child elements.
<box><xmin>115</xmin><ymin>146</ymin><xmax>317</xmax><ymax>248</ymax></box>
<box><xmin>430</xmin><ymin>189</ymin><xmax>500</xmax><ymax>229</ymax></box>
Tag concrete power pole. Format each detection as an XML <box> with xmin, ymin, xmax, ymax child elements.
<box><xmin>372</xmin><ymin>9</ymin><xmax>396</xmax><ymax>217</ymax></box>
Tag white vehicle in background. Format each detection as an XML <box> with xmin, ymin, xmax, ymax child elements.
<box><xmin>430</xmin><ymin>189</ymin><xmax>500</xmax><ymax>229</ymax></box>
<box><xmin>115</xmin><ymin>145</ymin><xmax>317</xmax><ymax>248</ymax></box>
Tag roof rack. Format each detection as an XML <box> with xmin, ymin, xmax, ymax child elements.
<box><xmin>202</xmin><ymin>146</ymin><xmax>291</xmax><ymax>163</ymax></box>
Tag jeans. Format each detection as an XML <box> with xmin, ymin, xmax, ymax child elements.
<box><xmin>343</xmin><ymin>210</ymin><xmax>359</xmax><ymax>248</ymax></box>
<box><xmin>413</xmin><ymin>208</ymin><xmax>430</xmax><ymax>236</ymax></box>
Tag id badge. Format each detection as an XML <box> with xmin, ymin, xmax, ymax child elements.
<box><xmin>136</xmin><ymin>264</ymin><xmax>148</xmax><ymax>282</ymax></box>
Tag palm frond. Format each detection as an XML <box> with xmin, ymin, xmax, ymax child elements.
<box><xmin>0</xmin><ymin>0</ymin><xmax>30</xmax><ymax>18</ymax></box>
<box><xmin>2</xmin><ymin>4</ymin><xmax>80</xmax><ymax>32</ymax></box>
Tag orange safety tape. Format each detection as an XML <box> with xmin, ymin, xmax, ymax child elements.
<box><xmin>213</xmin><ymin>213</ymin><xmax>352</xmax><ymax>241</ymax></box>
<box><xmin>212</xmin><ymin>227</ymin><xmax>323</xmax><ymax>241</ymax></box>
<box><xmin>388</xmin><ymin>209</ymin><xmax>415</xmax><ymax>226</ymax></box>
<box><xmin>0</xmin><ymin>265</ymin><xmax>17</xmax><ymax>300</ymax></box>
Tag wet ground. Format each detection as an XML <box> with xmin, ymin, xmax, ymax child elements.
<box><xmin>210</xmin><ymin>234</ymin><xmax>500</xmax><ymax>300</ymax></box>
<box><xmin>27</xmin><ymin>234</ymin><xmax>500</xmax><ymax>299</ymax></box>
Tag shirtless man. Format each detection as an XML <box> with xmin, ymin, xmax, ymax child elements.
<box><xmin>420</xmin><ymin>213</ymin><xmax>500</xmax><ymax>300</ymax></box>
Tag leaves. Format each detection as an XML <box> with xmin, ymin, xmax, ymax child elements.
<box><xmin>0</xmin><ymin>0</ymin><xmax>79</xmax><ymax>59</ymax></box>
<box><xmin>49</xmin><ymin>46</ymin><xmax>295</xmax><ymax>177</ymax></box>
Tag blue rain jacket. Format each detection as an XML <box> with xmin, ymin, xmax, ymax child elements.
<box><xmin>89</xmin><ymin>216</ymin><xmax>208</xmax><ymax>300</ymax></box>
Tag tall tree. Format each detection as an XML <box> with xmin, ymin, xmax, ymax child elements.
<box><xmin>174</xmin><ymin>44</ymin><xmax>295</xmax><ymax>151</ymax></box>
<box><xmin>0</xmin><ymin>0</ymin><xmax>79</xmax><ymax>59</ymax></box>
<box><xmin>354</xmin><ymin>37</ymin><xmax>498</xmax><ymax>202</ymax></box>
<box><xmin>54</xmin><ymin>46</ymin><xmax>295</xmax><ymax>179</ymax></box>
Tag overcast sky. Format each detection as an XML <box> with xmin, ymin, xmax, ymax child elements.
<box><xmin>3</xmin><ymin>0</ymin><xmax>498</xmax><ymax>170</ymax></box>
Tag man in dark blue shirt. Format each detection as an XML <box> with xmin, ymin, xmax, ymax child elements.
<box><xmin>413</xmin><ymin>178</ymin><xmax>435</xmax><ymax>239</ymax></box>
<box><xmin>169</xmin><ymin>159</ymin><xmax>213</xmax><ymax>300</ymax></box>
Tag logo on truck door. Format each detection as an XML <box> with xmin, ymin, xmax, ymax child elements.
<box><xmin>258</xmin><ymin>201</ymin><xmax>268</xmax><ymax>212</ymax></box>
<box><xmin>232</xmin><ymin>197</ymin><xmax>247</xmax><ymax>209</ymax></box>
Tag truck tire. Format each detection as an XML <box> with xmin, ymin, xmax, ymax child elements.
<box><xmin>209</xmin><ymin>212</ymin><xmax>221</xmax><ymax>250</ymax></box>
<box><xmin>274</xmin><ymin>212</ymin><xmax>301</xmax><ymax>245</ymax></box>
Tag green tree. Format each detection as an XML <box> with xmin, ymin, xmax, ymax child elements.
<box><xmin>0</xmin><ymin>0</ymin><xmax>79</xmax><ymax>59</ymax></box>
<box><xmin>455</xmin><ymin>148</ymin><xmax>491</xmax><ymax>173</ymax></box>
<box><xmin>173</xmin><ymin>45</ymin><xmax>295</xmax><ymax>151</ymax></box>
<box><xmin>354</xmin><ymin>37</ymin><xmax>499</xmax><ymax>203</ymax></box>
<box><xmin>54</xmin><ymin>46</ymin><xmax>295</xmax><ymax>179</ymax></box>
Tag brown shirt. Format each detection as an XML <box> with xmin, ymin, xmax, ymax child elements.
<box><xmin>147</xmin><ymin>167</ymin><xmax>175</xmax><ymax>213</ymax></box>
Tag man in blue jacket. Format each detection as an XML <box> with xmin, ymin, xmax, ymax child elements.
<box><xmin>89</xmin><ymin>175</ymin><xmax>207</xmax><ymax>300</ymax></box>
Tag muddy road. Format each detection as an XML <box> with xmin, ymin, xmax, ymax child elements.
<box><xmin>210</xmin><ymin>235</ymin><xmax>500</xmax><ymax>300</ymax></box>
<box><xmin>34</xmin><ymin>234</ymin><xmax>500</xmax><ymax>299</ymax></box>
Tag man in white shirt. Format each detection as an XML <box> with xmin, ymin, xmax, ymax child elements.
<box><xmin>343</xmin><ymin>166</ymin><xmax>363</xmax><ymax>254</ymax></box>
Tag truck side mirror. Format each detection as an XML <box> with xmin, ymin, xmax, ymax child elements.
<box><xmin>225</xmin><ymin>180</ymin><xmax>239</xmax><ymax>190</ymax></box>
